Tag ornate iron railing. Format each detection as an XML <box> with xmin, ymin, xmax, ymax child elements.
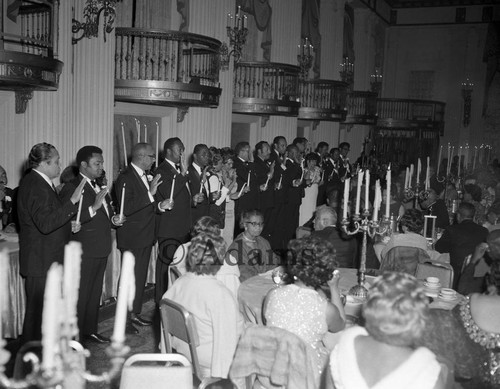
<box><xmin>298</xmin><ymin>79</ymin><xmax>348</xmax><ymax>121</ymax></box>
<box><xmin>376</xmin><ymin>98</ymin><xmax>445</xmax><ymax>129</ymax></box>
<box><xmin>343</xmin><ymin>91</ymin><xmax>378</xmax><ymax>124</ymax></box>
<box><xmin>232</xmin><ymin>61</ymin><xmax>301</xmax><ymax>116</ymax></box>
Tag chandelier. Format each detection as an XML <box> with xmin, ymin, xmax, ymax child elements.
<box><xmin>340</xmin><ymin>57</ymin><xmax>354</xmax><ymax>87</ymax></box>
<box><xmin>370</xmin><ymin>68</ymin><xmax>383</xmax><ymax>94</ymax></box>
<box><xmin>72</xmin><ymin>0</ymin><xmax>120</xmax><ymax>44</ymax></box>
<box><xmin>220</xmin><ymin>6</ymin><xmax>248</xmax><ymax>70</ymax></box>
<box><xmin>461</xmin><ymin>78</ymin><xmax>473</xmax><ymax>127</ymax></box>
<box><xmin>297</xmin><ymin>37</ymin><xmax>314</xmax><ymax>79</ymax></box>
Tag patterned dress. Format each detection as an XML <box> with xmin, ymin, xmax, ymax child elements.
<box><xmin>264</xmin><ymin>284</ymin><xmax>329</xmax><ymax>375</ymax></box>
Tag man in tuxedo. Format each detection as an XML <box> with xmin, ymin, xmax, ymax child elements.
<box><xmin>338</xmin><ymin>142</ymin><xmax>352</xmax><ymax>182</ymax></box>
<box><xmin>233</xmin><ymin>142</ymin><xmax>258</xmax><ymax>236</ymax></box>
<box><xmin>269</xmin><ymin>136</ymin><xmax>288</xmax><ymax>249</ymax></box>
<box><xmin>253</xmin><ymin>141</ymin><xmax>275</xmax><ymax>241</ymax></box>
<box><xmin>18</xmin><ymin>143</ymin><xmax>85</xmax><ymax>342</ymax></box>
<box><xmin>115</xmin><ymin>143</ymin><xmax>165</xmax><ymax>332</ymax></box>
<box><xmin>283</xmin><ymin>144</ymin><xmax>303</xmax><ymax>245</ymax></box>
<box><xmin>315</xmin><ymin>142</ymin><xmax>329</xmax><ymax>206</ymax></box>
<box><xmin>188</xmin><ymin>144</ymin><xmax>211</xmax><ymax>225</ymax></box>
<box><xmin>154</xmin><ymin>137</ymin><xmax>196</xmax><ymax>302</ymax></box>
<box><xmin>435</xmin><ymin>202</ymin><xmax>488</xmax><ymax>288</ymax></box>
<box><xmin>60</xmin><ymin>146</ymin><xmax>122</xmax><ymax>344</ymax></box>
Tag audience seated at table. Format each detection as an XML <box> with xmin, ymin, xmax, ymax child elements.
<box><xmin>310</xmin><ymin>205</ymin><xmax>357</xmax><ymax>268</ymax></box>
<box><xmin>163</xmin><ymin>231</ymin><xmax>244</xmax><ymax>379</ymax></box>
<box><xmin>226</xmin><ymin>209</ymin><xmax>280</xmax><ymax>282</ymax></box>
<box><xmin>169</xmin><ymin>216</ymin><xmax>240</xmax><ymax>297</ymax></box>
<box><xmin>264</xmin><ymin>236</ymin><xmax>346</xmax><ymax>377</ymax></box>
<box><xmin>329</xmin><ymin>272</ymin><xmax>450</xmax><ymax>389</ymax></box>
<box><xmin>380</xmin><ymin>209</ymin><xmax>429</xmax><ymax>261</ymax></box>
<box><xmin>435</xmin><ymin>202</ymin><xmax>488</xmax><ymax>288</ymax></box>
<box><xmin>417</xmin><ymin>285</ymin><xmax>500</xmax><ymax>388</ymax></box>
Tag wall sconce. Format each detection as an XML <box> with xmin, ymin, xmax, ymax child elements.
<box><xmin>72</xmin><ymin>0</ymin><xmax>120</xmax><ymax>44</ymax></box>
<box><xmin>461</xmin><ymin>78</ymin><xmax>473</xmax><ymax>127</ymax></box>
<box><xmin>370</xmin><ymin>68</ymin><xmax>383</xmax><ymax>94</ymax></box>
<box><xmin>340</xmin><ymin>57</ymin><xmax>354</xmax><ymax>88</ymax></box>
<box><xmin>220</xmin><ymin>6</ymin><xmax>248</xmax><ymax>71</ymax></box>
<box><xmin>297</xmin><ymin>37</ymin><xmax>314</xmax><ymax>80</ymax></box>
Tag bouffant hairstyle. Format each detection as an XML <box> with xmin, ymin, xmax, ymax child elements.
<box><xmin>191</xmin><ymin>216</ymin><xmax>221</xmax><ymax>238</ymax></box>
<box><xmin>287</xmin><ymin>236</ymin><xmax>338</xmax><ymax>289</ymax></box>
<box><xmin>186</xmin><ymin>231</ymin><xmax>226</xmax><ymax>275</ymax></box>
<box><xmin>363</xmin><ymin>272</ymin><xmax>429</xmax><ymax>347</ymax></box>
<box><xmin>220</xmin><ymin>147</ymin><xmax>235</xmax><ymax>164</ymax></box>
<box><xmin>400</xmin><ymin>209</ymin><xmax>424</xmax><ymax>233</ymax></box>
<box><xmin>305</xmin><ymin>152</ymin><xmax>321</xmax><ymax>165</ymax></box>
<box><xmin>209</xmin><ymin>147</ymin><xmax>222</xmax><ymax>167</ymax></box>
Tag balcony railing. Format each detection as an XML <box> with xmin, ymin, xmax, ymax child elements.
<box><xmin>298</xmin><ymin>80</ymin><xmax>348</xmax><ymax>121</ymax></box>
<box><xmin>0</xmin><ymin>0</ymin><xmax>62</xmax><ymax>113</ymax></box>
<box><xmin>376</xmin><ymin>98</ymin><xmax>445</xmax><ymax>130</ymax></box>
<box><xmin>232</xmin><ymin>61</ymin><xmax>301</xmax><ymax>116</ymax></box>
<box><xmin>343</xmin><ymin>91</ymin><xmax>378</xmax><ymax>125</ymax></box>
<box><xmin>114</xmin><ymin>28</ymin><xmax>222</xmax><ymax>109</ymax></box>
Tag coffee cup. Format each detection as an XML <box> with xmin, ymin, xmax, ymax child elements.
<box><xmin>426</xmin><ymin>276</ymin><xmax>440</xmax><ymax>285</ymax></box>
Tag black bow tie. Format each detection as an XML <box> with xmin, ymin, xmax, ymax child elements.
<box><xmin>90</xmin><ymin>180</ymin><xmax>98</xmax><ymax>188</ymax></box>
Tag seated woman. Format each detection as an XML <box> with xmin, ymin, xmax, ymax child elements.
<box><xmin>264</xmin><ymin>236</ymin><xmax>346</xmax><ymax>376</ymax></box>
<box><xmin>170</xmin><ymin>216</ymin><xmax>240</xmax><ymax>296</ymax></box>
<box><xmin>330</xmin><ymin>272</ymin><xmax>449</xmax><ymax>389</ymax></box>
<box><xmin>163</xmin><ymin>231</ymin><xmax>244</xmax><ymax>379</ymax></box>
<box><xmin>226</xmin><ymin>209</ymin><xmax>279</xmax><ymax>282</ymax></box>
<box><xmin>381</xmin><ymin>208</ymin><xmax>429</xmax><ymax>261</ymax></box>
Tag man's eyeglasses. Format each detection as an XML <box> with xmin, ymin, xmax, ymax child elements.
<box><xmin>246</xmin><ymin>221</ymin><xmax>264</xmax><ymax>227</ymax></box>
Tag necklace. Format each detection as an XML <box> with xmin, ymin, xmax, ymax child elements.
<box><xmin>242</xmin><ymin>233</ymin><xmax>256</xmax><ymax>243</ymax></box>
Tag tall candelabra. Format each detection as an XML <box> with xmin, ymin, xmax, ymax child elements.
<box><xmin>370</xmin><ymin>69</ymin><xmax>383</xmax><ymax>94</ymax></box>
<box><xmin>220</xmin><ymin>6</ymin><xmax>248</xmax><ymax>70</ymax></box>
<box><xmin>297</xmin><ymin>38</ymin><xmax>314</xmax><ymax>79</ymax></box>
<box><xmin>339</xmin><ymin>57</ymin><xmax>354</xmax><ymax>88</ymax></box>
<box><xmin>404</xmin><ymin>183</ymin><xmax>430</xmax><ymax>207</ymax></box>
<box><xmin>461</xmin><ymin>78</ymin><xmax>473</xmax><ymax>128</ymax></box>
<box><xmin>341</xmin><ymin>211</ymin><xmax>390</xmax><ymax>300</ymax></box>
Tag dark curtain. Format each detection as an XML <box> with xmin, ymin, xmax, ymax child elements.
<box><xmin>482</xmin><ymin>22</ymin><xmax>500</xmax><ymax>116</ymax></box>
<box><xmin>301</xmin><ymin>0</ymin><xmax>321</xmax><ymax>79</ymax></box>
<box><xmin>237</xmin><ymin>0</ymin><xmax>272</xmax><ymax>62</ymax></box>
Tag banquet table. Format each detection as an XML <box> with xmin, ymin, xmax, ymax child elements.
<box><xmin>238</xmin><ymin>268</ymin><xmax>462</xmax><ymax>325</ymax></box>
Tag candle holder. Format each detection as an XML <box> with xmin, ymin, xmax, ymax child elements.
<box><xmin>341</xmin><ymin>210</ymin><xmax>389</xmax><ymax>300</ymax></box>
<box><xmin>404</xmin><ymin>184</ymin><xmax>429</xmax><ymax>207</ymax></box>
<box><xmin>0</xmin><ymin>338</ymin><xmax>129</xmax><ymax>388</ymax></box>
<box><xmin>220</xmin><ymin>8</ymin><xmax>248</xmax><ymax>71</ymax></box>
<box><xmin>297</xmin><ymin>38</ymin><xmax>314</xmax><ymax>80</ymax></box>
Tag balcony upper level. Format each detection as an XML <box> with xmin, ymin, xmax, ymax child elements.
<box><xmin>0</xmin><ymin>0</ymin><xmax>63</xmax><ymax>113</ymax></box>
<box><xmin>114</xmin><ymin>28</ymin><xmax>222</xmax><ymax>109</ymax></box>
<box><xmin>376</xmin><ymin>98</ymin><xmax>445</xmax><ymax>131</ymax></box>
<box><xmin>298</xmin><ymin>80</ymin><xmax>348</xmax><ymax>121</ymax></box>
<box><xmin>232</xmin><ymin>61</ymin><xmax>301</xmax><ymax>116</ymax></box>
<box><xmin>343</xmin><ymin>91</ymin><xmax>378</xmax><ymax>125</ymax></box>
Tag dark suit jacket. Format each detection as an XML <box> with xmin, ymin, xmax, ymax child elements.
<box><xmin>17</xmin><ymin>170</ymin><xmax>77</xmax><ymax>277</ymax></box>
<box><xmin>253</xmin><ymin>156</ymin><xmax>274</xmax><ymax>210</ymax></box>
<box><xmin>60</xmin><ymin>175</ymin><xmax>114</xmax><ymax>258</ymax></box>
<box><xmin>114</xmin><ymin>166</ymin><xmax>157</xmax><ymax>249</ymax></box>
<box><xmin>234</xmin><ymin>157</ymin><xmax>259</xmax><ymax>213</ymax></box>
<box><xmin>311</xmin><ymin>226</ymin><xmax>357</xmax><ymax>268</ymax></box>
<box><xmin>284</xmin><ymin>159</ymin><xmax>303</xmax><ymax>205</ymax></box>
<box><xmin>188</xmin><ymin>164</ymin><xmax>211</xmax><ymax>224</ymax></box>
<box><xmin>269</xmin><ymin>151</ymin><xmax>286</xmax><ymax>205</ymax></box>
<box><xmin>435</xmin><ymin>219</ymin><xmax>488</xmax><ymax>281</ymax></box>
<box><xmin>154</xmin><ymin>160</ymin><xmax>192</xmax><ymax>238</ymax></box>
<box><xmin>425</xmin><ymin>199</ymin><xmax>450</xmax><ymax>229</ymax></box>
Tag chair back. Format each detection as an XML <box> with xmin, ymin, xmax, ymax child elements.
<box><xmin>169</xmin><ymin>266</ymin><xmax>182</xmax><ymax>285</ymax></box>
<box><xmin>415</xmin><ymin>262</ymin><xmax>454</xmax><ymax>288</ymax></box>
<box><xmin>380</xmin><ymin>246</ymin><xmax>430</xmax><ymax>276</ymax></box>
<box><xmin>159</xmin><ymin>298</ymin><xmax>202</xmax><ymax>379</ymax></box>
<box><xmin>120</xmin><ymin>353</ymin><xmax>192</xmax><ymax>389</ymax></box>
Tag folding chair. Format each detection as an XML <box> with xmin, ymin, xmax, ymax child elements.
<box><xmin>169</xmin><ymin>266</ymin><xmax>182</xmax><ymax>285</ymax></box>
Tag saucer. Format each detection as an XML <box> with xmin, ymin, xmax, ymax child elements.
<box><xmin>439</xmin><ymin>292</ymin><xmax>457</xmax><ymax>301</ymax></box>
<box><xmin>424</xmin><ymin>282</ymin><xmax>441</xmax><ymax>289</ymax></box>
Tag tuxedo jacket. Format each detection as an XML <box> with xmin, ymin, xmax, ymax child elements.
<box><xmin>154</xmin><ymin>160</ymin><xmax>192</xmax><ymax>238</ymax></box>
<box><xmin>17</xmin><ymin>170</ymin><xmax>78</xmax><ymax>277</ymax></box>
<box><xmin>114</xmin><ymin>166</ymin><xmax>157</xmax><ymax>250</ymax></box>
<box><xmin>338</xmin><ymin>156</ymin><xmax>352</xmax><ymax>181</ymax></box>
<box><xmin>60</xmin><ymin>175</ymin><xmax>114</xmax><ymax>258</ymax></box>
<box><xmin>269</xmin><ymin>151</ymin><xmax>287</xmax><ymax>205</ymax></box>
<box><xmin>188</xmin><ymin>164</ymin><xmax>211</xmax><ymax>224</ymax></box>
<box><xmin>253</xmin><ymin>156</ymin><xmax>274</xmax><ymax>210</ymax></box>
<box><xmin>284</xmin><ymin>159</ymin><xmax>304</xmax><ymax>205</ymax></box>
<box><xmin>234</xmin><ymin>157</ymin><xmax>259</xmax><ymax>213</ymax></box>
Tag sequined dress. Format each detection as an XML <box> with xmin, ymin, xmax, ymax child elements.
<box><xmin>264</xmin><ymin>284</ymin><xmax>328</xmax><ymax>374</ymax></box>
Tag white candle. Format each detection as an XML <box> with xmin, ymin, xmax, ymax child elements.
<box><xmin>437</xmin><ymin>145</ymin><xmax>442</xmax><ymax>175</ymax></box>
<box><xmin>264</xmin><ymin>175</ymin><xmax>270</xmax><ymax>189</ymax></box>
<box><xmin>343</xmin><ymin>178</ymin><xmax>350</xmax><ymax>219</ymax></box>
<box><xmin>409</xmin><ymin>164</ymin><xmax>414</xmax><ymax>187</ymax></box>
<box><xmin>75</xmin><ymin>189</ymin><xmax>84</xmax><ymax>224</ymax></box>
<box><xmin>156</xmin><ymin>122</ymin><xmax>160</xmax><ymax>166</ymax></box>
<box><xmin>385</xmin><ymin>168</ymin><xmax>391</xmax><ymax>218</ymax></box>
<box><xmin>404</xmin><ymin>167</ymin><xmax>409</xmax><ymax>189</ymax></box>
<box><xmin>458</xmin><ymin>146</ymin><xmax>462</xmax><ymax>177</ymax></box>
<box><xmin>170</xmin><ymin>175</ymin><xmax>176</xmax><ymax>200</ymax></box>
<box><xmin>447</xmin><ymin>144</ymin><xmax>451</xmax><ymax>175</ymax></box>
<box><xmin>121</xmin><ymin>122</ymin><xmax>128</xmax><ymax>167</ymax></box>
<box><xmin>365</xmin><ymin>169</ymin><xmax>370</xmax><ymax>211</ymax></box>
<box><xmin>416</xmin><ymin>158</ymin><xmax>421</xmax><ymax>184</ymax></box>
<box><xmin>144</xmin><ymin>124</ymin><xmax>147</xmax><ymax>143</ymax></box>
<box><xmin>278</xmin><ymin>174</ymin><xmax>282</xmax><ymax>189</ymax></box>
<box><xmin>112</xmin><ymin>252</ymin><xmax>135</xmax><ymax>344</ymax></box>
<box><xmin>247</xmin><ymin>171</ymin><xmax>251</xmax><ymax>187</ymax></box>
<box><xmin>0</xmin><ymin>249</ymin><xmax>9</xmax><ymax>339</ymax></box>
<box><xmin>63</xmin><ymin>242</ymin><xmax>82</xmax><ymax>338</ymax></box>
<box><xmin>136</xmin><ymin>119</ymin><xmax>140</xmax><ymax>143</ymax></box>
<box><xmin>119</xmin><ymin>183</ymin><xmax>126</xmax><ymax>218</ymax></box>
<box><xmin>355</xmin><ymin>170</ymin><xmax>363</xmax><ymax>215</ymax></box>
<box><xmin>42</xmin><ymin>263</ymin><xmax>63</xmax><ymax>370</ymax></box>
<box><xmin>473</xmin><ymin>146</ymin><xmax>477</xmax><ymax>170</ymax></box>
